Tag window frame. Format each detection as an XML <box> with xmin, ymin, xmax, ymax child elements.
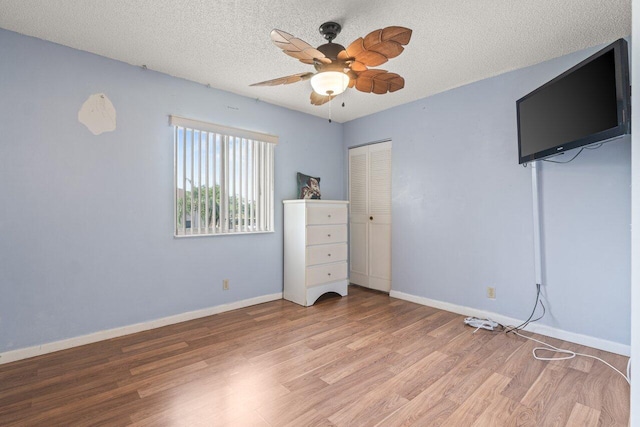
<box><xmin>170</xmin><ymin>115</ymin><xmax>276</xmax><ymax>237</ymax></box>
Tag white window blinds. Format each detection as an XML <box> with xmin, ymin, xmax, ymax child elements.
<box><xmin>170</xmin><ymin>116</ymin><xmax>276</xmax><ymax>236</ymax></box>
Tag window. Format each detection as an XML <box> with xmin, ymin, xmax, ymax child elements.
<box><xmin>170</xmin><ymin>116</ymin><xmax>276</xmax><ymax>236</ymax></box>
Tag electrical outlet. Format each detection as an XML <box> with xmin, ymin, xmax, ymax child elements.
<box><xmin>223</xmin><ymin>279</ymin><xmax>229</xmax><ymax>290</ymax></box>
<box><xmin>487</xmin><ymin>287</ymin><xmax>496</xmax><ymax>299</ymax></box>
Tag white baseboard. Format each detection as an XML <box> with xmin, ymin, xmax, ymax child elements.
<box><xmin>0</xmin><ymin>292</ymin><xmax>283</xmax><ymax>365</ymax></box>
<box><xmin>390</xmin><ymin>290</ymin><xmax>630</xmax><ymax>357</ymax></box>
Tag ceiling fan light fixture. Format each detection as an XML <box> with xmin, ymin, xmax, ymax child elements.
<box><xmin>310</xmin><ymin>71</ymin><xmax>349</xmax><ymax>96</ymax></box>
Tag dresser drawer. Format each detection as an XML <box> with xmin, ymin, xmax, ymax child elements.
<box><xmin>307</xmin><ymin>206</ymin><xmax>347</xmax><ymax>225</ymax></box>
<box><xmin>307</xmin><ymin>225</ymin><xmax>347</xmax><ymax>245</ymax></box>
<box><xmin>307</xmin><ymin>243</ymin><xmax>348</xmax><ymax>266</ymax></box>
<box><xmin>306</xmin><ymin>262</ymin><xmax>348</xmax><ymax>287</ymax></box>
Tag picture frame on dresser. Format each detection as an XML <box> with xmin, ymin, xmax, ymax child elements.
<box><xmin>283</xmin><ymin>200</ymin><xmax>349</xmax><ymax>306</ymax></box>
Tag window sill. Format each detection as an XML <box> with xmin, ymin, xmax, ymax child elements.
<box><xmin>174</xmin><ymin>230</ymin><xmax>275</xmax><ymax>238</ymax></box>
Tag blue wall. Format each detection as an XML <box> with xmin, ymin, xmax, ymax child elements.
<box><xmin>0</xmin><ymin>28</ymin><xmax>631</xmax><ymax>353</ymax></box>
<box><xmin>0</xmin><ymin>29</ymin><xmax>345</xmax><ymax>352</ymax></box>
<box><xmin>344</xmin><ymin>43</ymin><xmax>631</xmax><ymax>346</ymax></box>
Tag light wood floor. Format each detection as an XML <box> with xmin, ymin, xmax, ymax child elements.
<box><xmin>0</xmin><ymin>286</ymin><xmax>629</xmax><ymax>426</ymax></box>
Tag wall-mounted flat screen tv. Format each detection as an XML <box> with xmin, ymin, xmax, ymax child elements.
<box><xmin>516</xmin><ymin>38</ymin><xmax>630</xmax><ymax>164</ymax></box>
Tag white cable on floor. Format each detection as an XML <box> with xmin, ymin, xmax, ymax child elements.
<box><xmin>510</xmin><ymin>329</ymin><xmax>630</xmax><ymax>385</ymax></box>
<box><xmin>462</xmin><ymin>317</ymin><xmax>630</xmax><ymax>385</ymax></box>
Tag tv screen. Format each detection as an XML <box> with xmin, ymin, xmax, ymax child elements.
<box><xmin>517</xmin><ymin>38</ymin><xmax>630</xmax><ymax>164</ymax></box>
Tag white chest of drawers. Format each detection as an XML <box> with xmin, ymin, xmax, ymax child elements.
<box><xmin>283</xmin><ymin>200</ymin><xmax>349</xmax><ymax>306</ymax></box>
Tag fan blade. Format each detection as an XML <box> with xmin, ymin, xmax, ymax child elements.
<box><xmin>310</xmin><ymin>91</ymin><xmax>335</xmax><ymax>106</ymax></box>
<box><xmin>270</xmin><ymin>29</ymin><xmax>331</xmax><ymax>65</ymax></box>
<box><xmin>354</xmin><ymin>69</ymin><xmax>405</xmax><ymax>94</ymax></box>
<box><xmin>345</xmin><ymin>26</ymin><xmax>412</xmax><ymax>67</ymax></box>
<box><xmin>250</xmin><ymin>72</ymin><xmax>314</xmax><ymax>87</ymax></box>
<box><xmin>380</xmin><ymin>26</ymin><xmax>413</xmax><ymax>45</ymax></box>
<box><xmin>345</xmin><ymin>38</ymin><xmax>380</xmax><ymax>65</ymax></box>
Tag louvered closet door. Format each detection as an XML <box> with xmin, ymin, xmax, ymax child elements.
<box><xmin>349</xmin><ymin>141</ymin><xmax>392</xmax><ymax>292</ymax></box>
<box><xmin>349</xmin><ymin>147</ymin><xmax>369</xmax><ymax>287</ymax></box>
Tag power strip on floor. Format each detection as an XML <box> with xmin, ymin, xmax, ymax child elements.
<box><xmin>463</xmin><ymin>317</ymin><xmax>500</xmax><ymax>332</ymax></box>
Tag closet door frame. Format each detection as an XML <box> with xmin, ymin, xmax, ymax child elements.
<box><xmin>348</xmin><ymin>140</ymin><xmax>392</xmax><ymax>292</ymax></box>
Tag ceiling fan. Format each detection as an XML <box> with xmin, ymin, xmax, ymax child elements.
<box><xmin>250</xmin><ymin>22</ymin><xmax>412</xmax><ymax>106</ymax></box>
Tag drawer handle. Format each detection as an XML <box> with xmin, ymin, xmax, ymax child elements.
<box><xmin>328</xmin><ymin>253</ymin><xmax>331</xmax><ymax>257</ymax></box>
<box><xmin>328</xmin><ymin>214</ymin><xmax>332</xmax><ymax>218</ymax></box>
<box><xmin>327</xmin><ymin>234</ymin><xmax>331</xmax><ymax>237</ymax></box>
<box><xmin>328</xmin><ymin>273</ymin><xmax>332</xmax><ymax>276</ymax></box>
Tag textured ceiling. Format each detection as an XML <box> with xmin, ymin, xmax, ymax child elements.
<box><xmin>0</xmin><ymin>0</ymin><xmax>631</xmax><ymax>123</ymax></box>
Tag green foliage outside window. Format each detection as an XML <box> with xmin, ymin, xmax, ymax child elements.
<box><xmin>177</xmin><ymin>185</ymin><xmax>256</xmax><ymax>228</ymax></box>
